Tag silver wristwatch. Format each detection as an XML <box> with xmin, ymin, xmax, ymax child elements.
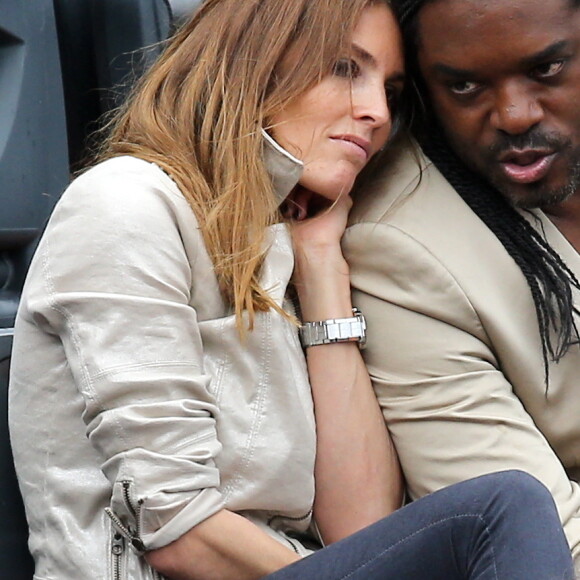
<box><xmin>299</xmin><ymin>308</ymin><xmax>367</xmax><ymax>349</ymax></box>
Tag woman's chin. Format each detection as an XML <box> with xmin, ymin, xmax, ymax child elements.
<box><xmin>306</xmin><ymin>179</ymin><xmax>356</xmax><ymax>202</ymax></box>
<box><xmin>299</xmin><ymin>164</ymin><xmax>358</xmax><ymax>201</ymax></box>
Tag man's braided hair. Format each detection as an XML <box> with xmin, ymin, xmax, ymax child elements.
<box><xmin>392</xmin><ymin>0</ymin><xmax>580</xmax><ymax>385</ymax></box>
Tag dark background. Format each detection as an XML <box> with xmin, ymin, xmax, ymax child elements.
<box><xmin>0</xmin><ymin>1</ymin><xmax>201</xmax><ymax>575</ymax></box>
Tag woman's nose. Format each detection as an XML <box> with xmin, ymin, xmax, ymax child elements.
<box><xmin>352</xmin><ymin>83</ymin><xmax>391</xmax><ymax>130</ymax></box>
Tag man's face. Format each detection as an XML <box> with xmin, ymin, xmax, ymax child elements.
<box><xmin>416</xmin><ymin>0</ymin><xmax>580</xmax><ymax>209</ymax></box>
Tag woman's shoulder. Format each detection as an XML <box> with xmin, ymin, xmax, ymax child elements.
<box><xmin>54</xmin><ymin>155</ymin><xmax>195</xmax><ymax>228</ymax></box>
<box><xmin>71</xmin><ymin>155</ymin><xmax>186</xmax><ymax>203</ymax></box>
<box><xmin>27</xmin><ymin>155</ymin><xmax>207</xmax><ymax>302</ymax></box>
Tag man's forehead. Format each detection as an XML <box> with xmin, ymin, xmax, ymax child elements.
<box><xmin>416</xmin><ymin>0</ymin><xmax>579</xmax><ymax>64</ymax></box>
<box><xmin>417</xmin><ymin>0</ymin><xmax>577</xmax><ymax>43</ymax></box>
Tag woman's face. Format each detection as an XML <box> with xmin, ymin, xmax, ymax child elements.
<box><xmin>271</xmin><ymin>3</ymin><xmax>404</xmax><ymax>202</ymax></box>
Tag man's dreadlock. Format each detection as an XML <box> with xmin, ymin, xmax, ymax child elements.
<box><xmin>392</xmin><ymin>0</ymin><xmax>580</xmax><ymax>385</ymax></box>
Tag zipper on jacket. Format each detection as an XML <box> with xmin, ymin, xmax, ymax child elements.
<box><xmin>105</xmin><ymin>507</ymin><xmax>132</xmax><ymax>538</ymax></box>
<box><xmin>111</xmin><ymin>532</ymin><xmax>125</xmax><ymax>580</ymax></box>
<box><xmin>122</xmin><ymin>480</ymin><xmax>147</xmax><ymax>553</ymax></box>
<box><xmin>285</xmin><ymin>536</ymin><xmax>301</xmax><ymax>555</ymax></box>
<box><xmin>268</xmin><ymin>508</ymin><xmax>313</xmax><ymax>527</ymax></box>
<box><xmin>104</xmin><ymin>482</ymin><xmax>147</xmax><ymax>554</ymax></box>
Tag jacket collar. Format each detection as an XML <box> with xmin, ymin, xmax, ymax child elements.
<box><xmin>262</xmin><ymin>129</ymin><xmax>303</xmax><ymax>206</ymax></box>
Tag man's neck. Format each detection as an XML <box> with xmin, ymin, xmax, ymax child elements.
<box><xmin>542</xmin><ymin>192</ymin><xmax>580</xmax><ymax>253</ymax></box>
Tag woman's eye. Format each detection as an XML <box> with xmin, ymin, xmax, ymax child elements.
<box><xmin>533</xmin><ymin>60</ymin><xmax>565</xmax><ymax>79</ymax></box>
<box><xmin>332</xmin><ymin>58</ymin><xmax>361</xmax><ymax>79</ymax></box>
<box><xmin>448</xmin><ymin>80</ymin><xmax>481</xmax><ymax>96</ymax></box>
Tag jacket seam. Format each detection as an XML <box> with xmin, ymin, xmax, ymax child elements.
<box><xmin>89</xmin><ymin>359</ymin><xmax>204</xmax><ymax>382</ymax></box>
<box><xmin>221</xmin><ymin>313</ymin><xmax>272</xmax><ymax>501</ymax></box>
<box><xmin>41</xmin><ymin>239</ymin><xmax>130</xmax><ymax>450</ymax></box>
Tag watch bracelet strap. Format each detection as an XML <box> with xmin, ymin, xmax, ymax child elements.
<box><xmin>299</xmin><ymin>308</ymin><xmax>366</xmax><ymax>348</ymax></box>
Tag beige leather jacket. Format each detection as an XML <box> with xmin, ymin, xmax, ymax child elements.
<box><xmin>344</xmin><ymin>143</ymin><xmax>580</xmax><ymax>564</ymax></box>
<box><xmin>9</xmin><ymin>137</ymin><xmax>316</xmax><ymax>580</ymax></box>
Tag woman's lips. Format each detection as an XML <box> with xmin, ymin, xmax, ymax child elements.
<box><xmin>330</xmin><ymin>135</ymin><xmax>370</xmax><ymax>162</ymax></box>
<box><xmin>498</xmin><ymin>151</ymin><xmax>557</xmax><ymax>184</ymax></box>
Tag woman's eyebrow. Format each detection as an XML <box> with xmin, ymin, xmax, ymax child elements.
<box><xmin>352</xmin><ymin>43</ymin><xmax>376</xmax><ymax>66</ymax></box>
<box><xmin>351</xmin><ymin>43</ymin><xmax>405</xmax><ymax>82</ymax></box>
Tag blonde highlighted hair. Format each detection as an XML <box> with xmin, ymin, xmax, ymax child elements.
<box><xmin>98</xmin><ymin>0</ymin><xmax>389</xmax><ymax>332</ymax></box>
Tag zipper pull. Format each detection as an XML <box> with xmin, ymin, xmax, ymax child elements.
<box><xmin>111</xmin><ymin>533</ymin><xmax>125</xmax><ymax>556</ymax></box>
<box><xmin>111</xmin><ymin>533</ymin><xmax>125</xmax><ymax>580</ymax></box>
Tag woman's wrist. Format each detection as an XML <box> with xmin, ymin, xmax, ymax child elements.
<box><xmin>295</xmin><ymin>282</ymin><xmax>352</xmax><ymax>322</ymax></box>
<box><xmin>294</xmin><ymin>244</ymin><xmax>349</xmax><ymax>285</ymax></box>
<box><xmin>294</xmin><ymin>263</ymin><xmax>352</xmax><ymax>321</ymax></box>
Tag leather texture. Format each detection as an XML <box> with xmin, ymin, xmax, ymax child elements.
<box><xmin>344</xmin><ymin>142</ymin><xmax>580</xmax><ymax>564</ymax></box>
<box><xmin>9</xmin><ymin>147</ymin><xmax>316</xmax><ymax>579</ymax></box>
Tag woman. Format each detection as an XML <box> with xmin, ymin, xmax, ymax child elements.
<box><xmin>8</xmin><ymin>0</ymin><xmax>574</xmax><ymax>579</ymax></box>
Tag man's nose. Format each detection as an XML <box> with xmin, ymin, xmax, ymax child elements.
<box><xmin>490</xmin><ymin>82</ymin><xmax>544</xmax><ymax>135</ymax></box>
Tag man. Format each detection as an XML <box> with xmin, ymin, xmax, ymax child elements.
<box><xmin>343</xmin><ymin>0</ymin><xmax>580</xmax><ymax>564</ymax></box>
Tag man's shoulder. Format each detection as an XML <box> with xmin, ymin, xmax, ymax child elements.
<box><xmin>350</xmin><ymin>141</ymin><xmax>476</xmax><ymax>232</ymax></box>
<box><xmin>348</xmin><ymin>142</ymin><xmax>497</xmax><ymax>262</ymax></box>
<box><xmin>344</xmin><ymin>141</ymin><xmax>522</xmax><ymax>301</ymax></box>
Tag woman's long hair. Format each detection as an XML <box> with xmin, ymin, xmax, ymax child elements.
<box><xmin>95</xmin><ymin>0</ymin><xmax>386</xmax><ymax>333</ymax></box>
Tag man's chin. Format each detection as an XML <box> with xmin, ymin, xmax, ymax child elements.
<box><xmin>492</xmin><ymin>177</ymin><xmax>577</xmax><ymax>210</ymax></box>
<box><xmin>486</xmin><ymin>153</ymin><xmax>580</xmax><ymax>210</ymax></box>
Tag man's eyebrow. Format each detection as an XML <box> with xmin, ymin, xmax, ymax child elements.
<box><xmin>431</xmin><ymin>40</ymin><xmax>571</xmax><ymax>78</ymax></box>
<box><xmin>521</xmin><ymin>40</ymin><xmax>569</xmax><ymax>67</ymax></box>
<box><xmin>431</xmin><ymin>63</ymin><xmax>473</xmax><ymax>79</ymax></box>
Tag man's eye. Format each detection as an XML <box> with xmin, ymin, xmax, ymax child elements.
<box><xmin>448</xmin><ymin>80</ymin><xmax>481</xmax><ymax>96</ymax></box>
<box><xmin>386</xmin><ymin>85</ymin><xmax>406</xmax><ymax>138</ymax></box>
<box><xmin>386</xmin><ymin>85</ymin><xmax>400</xmax><ymax>112</ymax></box>
<box><xmin>332</xmin><ymin>58</ymin><xmax>361</xmax><ymax>79</ymax></box>
<box><xmin>533</xmin><ymin>60</ymin><xmax>565</xmax><ymax>79</ymax></box>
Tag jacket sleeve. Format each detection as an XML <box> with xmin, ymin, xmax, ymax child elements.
<box><xmin>26</xmin><ymin>163</ymin><xmax>225</xmax><ymax>550</ymax></box>
<box><xmin>343</xmin><ymin>220</ymin><xmax>580</xmax><ymax>560</ymax></box>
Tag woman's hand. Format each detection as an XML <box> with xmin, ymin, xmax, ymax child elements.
<box><xmin>285</xmin><ymin>187</ymin><xmax>352</xmax><ymax>254</ymax></box>
<box><xmin>285</xmin><ymin>188</ymin><xmax>353</xmax><ymax>321</ymax></box>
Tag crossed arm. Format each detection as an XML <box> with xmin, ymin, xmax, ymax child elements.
<box><xmin>147</xmin><ymin>194</ymin><xmax>403</xmax><ymax>579</ymax></box>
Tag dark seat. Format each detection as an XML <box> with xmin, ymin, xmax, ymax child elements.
<box><xmin>53</xmin><ymin>0</ymin><xmax>173</xmax><ymax>168</ymax></box>
<box><xmin>53</xmin><ymin>0</ymin><xmax>203</xmax><ymax>168</ymax></box>
<box><xmin>1</xmin><ymin>0</ymin><xmax>68</xmax><ymax>574</ymax></box>
<box><xmin>1</xmin><ymin>0</ymin><xmax>199</xmax><ymax>575</ymax></box>
<box><xmin>0</xmin><ymin>334</ymin><xmax>33</xmax><ymax>578</ymax></box>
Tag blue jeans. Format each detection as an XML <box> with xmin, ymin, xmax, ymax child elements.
<box><xmin>266</xmin><ymin>471</ymin><xmax>574</xmax><ymax>579</ymax></box>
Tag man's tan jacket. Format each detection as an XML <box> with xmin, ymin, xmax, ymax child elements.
<box><xmin>344</xmin><ymin>143</ymin><xmax>580</xmax><ymax>560</ymax></box>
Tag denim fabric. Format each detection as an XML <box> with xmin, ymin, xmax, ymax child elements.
<box><xmin>266</xmin><ymin>471</ymin><xmax>574</xmax><ymax>579</ymax></box>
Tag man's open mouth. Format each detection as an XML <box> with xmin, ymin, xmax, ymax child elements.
<box><xmin>497</xmin><ymin>150</ymin><xmax>557</xmax><ymax>184</ymax></box>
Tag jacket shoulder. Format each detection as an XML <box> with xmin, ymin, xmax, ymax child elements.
<box><xmin>344</xmin><ymin>142</ymin><xmax>528</xmax><ymax>325</ymax></box>
<box><xmin>65</xmin><ymin>156</ymin><xmax>191</xmax><ymax>216</ymax></box>
<box><xmin>350</xmin><ymin>142</ymin><xmax>474</xmax><ymax>231</ymax></box>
